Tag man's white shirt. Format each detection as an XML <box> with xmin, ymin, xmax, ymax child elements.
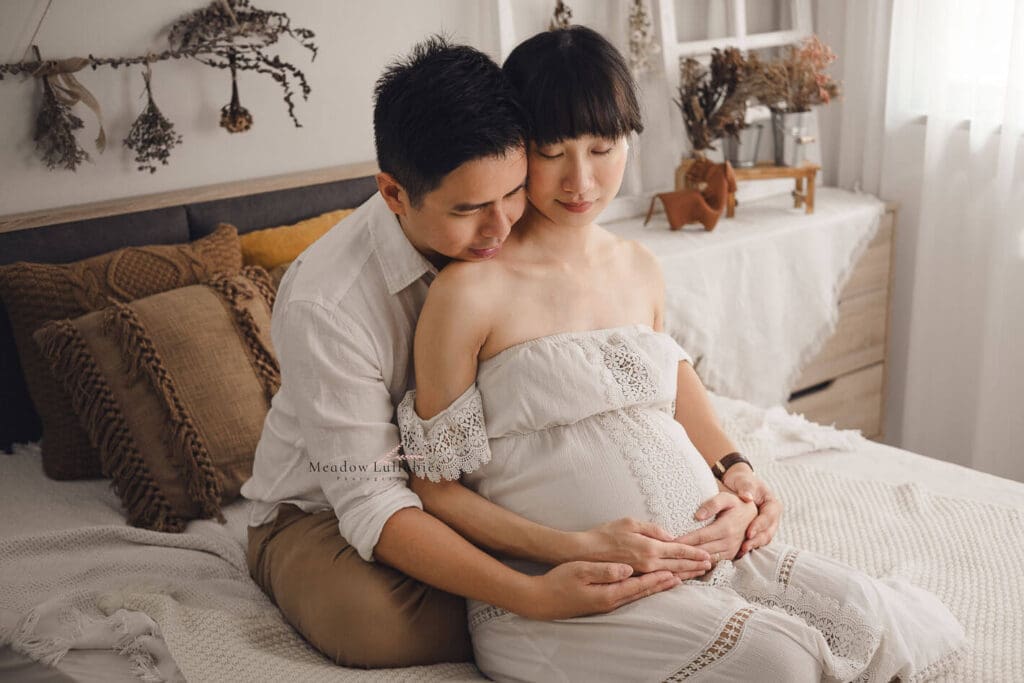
<box><xmin>240</xmin><ymin>192</ymin><xmax>438</xmax><ymax>562</ymax></box>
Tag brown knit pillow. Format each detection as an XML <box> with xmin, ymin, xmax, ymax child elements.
<box><xmin>0</xmin><ymin>225</ymin><xmax>242</xmax><ymax>480</ymax></box>
<box><xmin>32</xmin><ymin>268</ymin><xmax>277</xmax><ymax>532</ymax></box>
<box><xmin>267</xmin><ymin>260</ymin><xmax>293</xmax><ymax>290</ymax></box>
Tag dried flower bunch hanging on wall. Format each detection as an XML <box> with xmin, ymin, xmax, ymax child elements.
<box><xmin>549</xmin><ymin>1</ymin><xmax>574</xmax><ymax>31</ymax></box>
<box><xmin>628</xmin><ymin>0</ymin><xmax>660</xmax><ymax>77</ymax></box>
<box><xmin>32</xmin><ymin>50</ymin><xmax>91</xmax><ymax>172</ymax></box>
<box><xmin>123</xmin><ymin>63</ymin><xmax>184</xmax><ymax>173</ymax></box>
<box><xmin>0</xmin><ymin>0</ymin><xmax>317</xmax><ymax>172</ymax></box>
<box><xmin>167</xmin><ymin>0</ymin><xmax>317</xmax><ymax>130</ymax></box>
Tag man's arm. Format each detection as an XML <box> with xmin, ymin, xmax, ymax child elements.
<box><xmin>283</xmin><ymin>296</ymin><xmax>678</xmax><ymax>619</ymax></box>
<box><xmin>409</xmin><ymin>476</ymin><xmax>711</xmax><ymax>578</ymax></box>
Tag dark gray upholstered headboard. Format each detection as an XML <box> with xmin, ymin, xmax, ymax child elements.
<box><xmin>0</xmin><ymin>174</ymin><xmax>379</xmax><ymax>452</ymax></box>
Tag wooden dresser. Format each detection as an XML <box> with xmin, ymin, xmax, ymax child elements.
<box><xmin>786</xmin><ymin>204</ymin><xmax>897</xmax><ymax>440</ymax></box>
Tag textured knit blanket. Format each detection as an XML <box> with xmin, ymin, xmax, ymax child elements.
<box><xmin>608</xmin><ymin>187</ymin><xmax>886</xmax><ymax>406</ymax></box>
<box><xmin>2</xmin><ymin>400</ymin><xmax>1022</xmax><ymax>681</ymax></box>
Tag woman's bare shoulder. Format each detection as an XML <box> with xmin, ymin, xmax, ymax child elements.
<box><xmin>423</xmin><ymin>259</ymin><xmax>507</xmax><ymax>329</ymax></box>
<box><xmin>596</xmin><ymin>228</ymin><xmax>663</xmax><ymax>283</ymax></box>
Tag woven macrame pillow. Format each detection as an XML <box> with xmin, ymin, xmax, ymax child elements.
<box><xmin>0</xmin><ymin>224</ymin><xmax>242</xmax><ymax>480</ymax></box>
<box><xmin>33</xmin><ymin>267</ymin><xmax>278</xmax><ymax>532</ymax></box>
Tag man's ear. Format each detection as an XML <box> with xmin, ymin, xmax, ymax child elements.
<box><xmin>376</xmin><ymin>172</ymin><xmax>411</xmax><ymax>215</ymax></box>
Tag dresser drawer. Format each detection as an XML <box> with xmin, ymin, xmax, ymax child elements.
<box><xmin>840</xmin><ymin>212</ymin><xmax>893</xmax><ymax>300</ymax></box>
<box><xmin>791</xmin><ymin>287</ymin><xmax>888</xmax><ymax>392</ymax></box>
<box><xmin>787</xmin><ymin>363</ymin><xmax>884</xmax><ymax>438</ymax></box>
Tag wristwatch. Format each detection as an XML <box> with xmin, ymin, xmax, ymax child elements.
<box><xmin>711</xmin><ymin>452</ymin><xmax>753</xmax><ymax>481</ymax></box>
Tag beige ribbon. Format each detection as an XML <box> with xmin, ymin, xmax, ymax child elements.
<box><xmin>33</xmin><ymin>57</ymin><xmax>107</xmax><ymax>152</ymax></box>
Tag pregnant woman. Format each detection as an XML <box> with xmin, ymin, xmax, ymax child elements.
<box><xmin>399</xmin><ymin>26</ymin><xmax>965</xmax><ymax>682</ymax></box>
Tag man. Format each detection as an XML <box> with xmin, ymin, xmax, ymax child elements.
<box><xmin>241</xmin><ymin>36</ymin><xmax>777</xmax><ymax>669</ymax></box>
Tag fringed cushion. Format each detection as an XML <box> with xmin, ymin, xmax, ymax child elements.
<box><xmin>0</xmin><ymin>224</ymin><xmax>242</xmax><ymax>480</ymax></box>
<box><xmin>32</xmin><ymin>267</ymin><xmax>278</xmax><ymax>532</ymax></box>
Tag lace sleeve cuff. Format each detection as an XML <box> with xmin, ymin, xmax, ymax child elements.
<box><xmin>397</xmin><ymin>384</ymin><xmax>492</xmax><ymax>483</ymax></box>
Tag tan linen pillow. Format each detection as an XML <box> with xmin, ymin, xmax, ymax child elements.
<box><xmin>0</xmin><ymin>225</ymin><xmax>242</xmax><ymax>480</ymax></box>
<box><xmin>32</xmin><ymin>268</ymin><xmax>277</xmax><ymax>532</ymax></box>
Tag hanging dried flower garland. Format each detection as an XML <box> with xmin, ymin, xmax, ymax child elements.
<box><xmin>0</xmin><ymin>0</ymin><xmax>317</xmax><ymax>173</ymax></box>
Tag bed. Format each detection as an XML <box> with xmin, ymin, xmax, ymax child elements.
<box><xmin>1</xmin><ymin>172</ymin><xmax>1022</xmax><ymax>682</ymax></box>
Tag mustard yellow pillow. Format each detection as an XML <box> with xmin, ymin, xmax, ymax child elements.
<box><xmin>239</xmin><ymin>208</ymin><xmax>354</xmax><ymax>269</ymax></box>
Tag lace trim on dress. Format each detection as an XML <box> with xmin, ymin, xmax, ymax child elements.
<box><xmin>777</xmin><ymin>548</ymin><xmax>799</xmax><ymax>588</ymax></box>
<box><xmin>468</xmin><ymin>604</ymin><xmax>512</xmax><ymax>630</ymax></box>
<box><xmin>397</xmin><ymin>387</ymin><xmax>491</xmax><ymax>483</ymax></box>
<box><xmin>736</xmin><ymin>572</ymin><xmax>883</xmax><ymax>682</ymax></box>
<box><xmin>907</xmin><ymin>645</ymin><xmax>968</xmax><ymax>683</ymax></box>
<box><xmin>663</xmin><ymin>606</ymin><xmax>757</xmax><ymax>680</ymax></box>
<box><xmin>597</xmin><ymin>407</ymin><xmax>709</xmax><ymax>539</ymax></box>
<box><xmin>686</xmin><ymin>560</ymin><xmax>736</xmax><ymax>588</ymax></box>
<box><xmin>601</xmin><ymin>332</ymin><xmax>659</xmax><ymax>404</ymax></box>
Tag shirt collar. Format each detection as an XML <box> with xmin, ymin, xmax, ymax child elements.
<box><xmin>367</xmin><ymin>193</ymin><xmax>439</xmax><ymax>295</ymax></box>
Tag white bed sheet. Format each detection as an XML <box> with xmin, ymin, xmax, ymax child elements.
<box><xmin>2</xmin><ymin>432</ymin><xmax>1022</xmax><ymax>682</ymax></box>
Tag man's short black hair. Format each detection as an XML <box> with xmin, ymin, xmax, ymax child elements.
<box><xmin>503</xmin><ymin>26</ymin><xmax>643</xmax><ymax>147</ymax></box>
<box><xmin>373</xmin><ymin>36</ymin><xmax>529</xmax><ymax>206</ymax></box>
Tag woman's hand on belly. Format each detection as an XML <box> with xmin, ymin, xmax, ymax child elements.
<box><xmin>571</xmin><ymin>518</ymin><xmax>713</xmax><ymax>580</ymax></box>
<box><xmin>673</xmin><ymin>492</ymin><xmax>757</xmax><ymax>564</ymax></box>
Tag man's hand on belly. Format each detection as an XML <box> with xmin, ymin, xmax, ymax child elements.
<box><xmin>571</xmin><ymin>518</ymin><xmax>713</xmax><ymax>581</ymax></box>
<box><xmin>518</xmin><ymin>561</ymin><xmax>683</xmax><ymax>620</ymax></box>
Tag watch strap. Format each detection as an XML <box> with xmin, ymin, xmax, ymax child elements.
<box><xmin>711</xmin><ymin>452</ymin><xmax>752</xmax><ymax>480</ymax></box>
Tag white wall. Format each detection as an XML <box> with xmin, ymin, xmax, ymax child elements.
<box><xmin>0</xmin><ymin>1</ymin><xmax>799</xmax><ymax>217</ymax></box>
<box><xmin>0</xmin><ymin>1</ymin><xmax>494</xmax><ymax>215</ymax></box>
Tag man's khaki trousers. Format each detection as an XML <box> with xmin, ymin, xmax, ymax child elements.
<box><xmin>246</xmin><ymin>503</ymin><xmax>474</xmax><ymax>667</ymax></box>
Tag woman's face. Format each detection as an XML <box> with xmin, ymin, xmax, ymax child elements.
<box><xmin>526</xmin><ymin>134</ymin><xmax>628</xmax><ymax>226</ymax></box>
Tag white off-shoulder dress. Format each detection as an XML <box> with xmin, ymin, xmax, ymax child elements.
<box><xmin>397</xmin><ymin>325</ymin><xmax>965</xmax><ymax>682</ymax></box>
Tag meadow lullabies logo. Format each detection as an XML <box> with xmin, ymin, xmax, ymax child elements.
<box><xmin>309</xmin><ymin>446</ymin><xmax>438</xmax><ymax>481</ymax></box>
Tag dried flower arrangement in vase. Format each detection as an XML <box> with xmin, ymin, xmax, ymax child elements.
<box><xmin>663</xmin><ymin>48</ymin><xmax>751</xmax><ymax>230</ymax></box>
<box><xmin>745</xmin><ymin>36</ymin><xmax>841</xmax><ymax>166</ymax></box>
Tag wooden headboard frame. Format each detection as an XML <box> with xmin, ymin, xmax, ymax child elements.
<box><xmin>0</xmin><ymin>160</ymin><xmax>380</xmax><ymax>235</ymax></box>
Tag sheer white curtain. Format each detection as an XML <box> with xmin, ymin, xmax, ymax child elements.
<box><xmin>890</xmin><ymin>0</ymin><xmax>1023</xmax><ymax>480</ymax></box>
<box><xmin>826</xmin><ymin>0</ymin><xmax>1023</xmax><ymax>480</ymax></box>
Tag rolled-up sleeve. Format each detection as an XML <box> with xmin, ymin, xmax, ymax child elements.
<box><xmin>279</xmin><ymin>300</ymin><xmax>422</xmax><ymax>562</ymax></box>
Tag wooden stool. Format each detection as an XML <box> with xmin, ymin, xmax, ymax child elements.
<box><xmin>725</xmin><ymin>161</ymin><xmax>821</xmax><ymax>218</ymax></box>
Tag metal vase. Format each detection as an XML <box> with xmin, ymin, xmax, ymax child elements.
<box><xmin>723</xmin><ymin>123</ymin><xmax>764</xmax><ymax>168</ymax></box>
<box><xmin>771</xmin><ymin>110</ymin><xmax>814</xmax><ymax>166</ymax></box>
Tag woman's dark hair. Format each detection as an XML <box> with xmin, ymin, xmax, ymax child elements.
<box><xmin>503</xmin><ymin>26</ymin><xmax>643</xmax><ymax>147</ymax></box>
<box><xmin>373</xmin><ymin>36</ymin><xmax>529</xmax><ymax>206</ymax></box>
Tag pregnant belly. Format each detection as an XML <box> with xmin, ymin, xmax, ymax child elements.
<box><xmin>464</xmin><ymin>406</ymin><xmax>720</xmax><ymax>539</ymax></box>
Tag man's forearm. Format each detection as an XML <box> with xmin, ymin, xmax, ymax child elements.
<box><xmin>410</xmin><ymin>479</ymin><xmax>579</xmax><ymax>565</ymax></box>
<box><xmin>374</xmin><ymin>506</ymin><xmax>538</xmax><ymax>612</ymax></box>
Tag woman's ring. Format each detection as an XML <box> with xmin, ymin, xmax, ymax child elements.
<box><xmin>713</xmin><ymin>552</ymin><xmax>721</xmax><ymax>563</ymax></box>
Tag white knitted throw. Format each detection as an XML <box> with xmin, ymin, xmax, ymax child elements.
<box><xmin>2</xmin><ymin>403</ymin><xmax>1021</xmax><ymax>681</ymax></box>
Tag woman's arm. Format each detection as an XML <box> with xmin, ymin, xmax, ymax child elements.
<box><xmin>643</xmin><ymin>243</ymin><xmax>778</xmax><ymax>558</ymax></box>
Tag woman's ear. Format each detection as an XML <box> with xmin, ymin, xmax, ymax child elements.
<box><xmin>376</xmin><ymin>172</ymin><xmax>411</xmax><ymax>215</ymax></box>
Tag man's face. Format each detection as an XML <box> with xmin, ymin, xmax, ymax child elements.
<box><xmin>380</xmin><ymin>147</ymin><xmax>528</xmax><ymax>264</ymax></box>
